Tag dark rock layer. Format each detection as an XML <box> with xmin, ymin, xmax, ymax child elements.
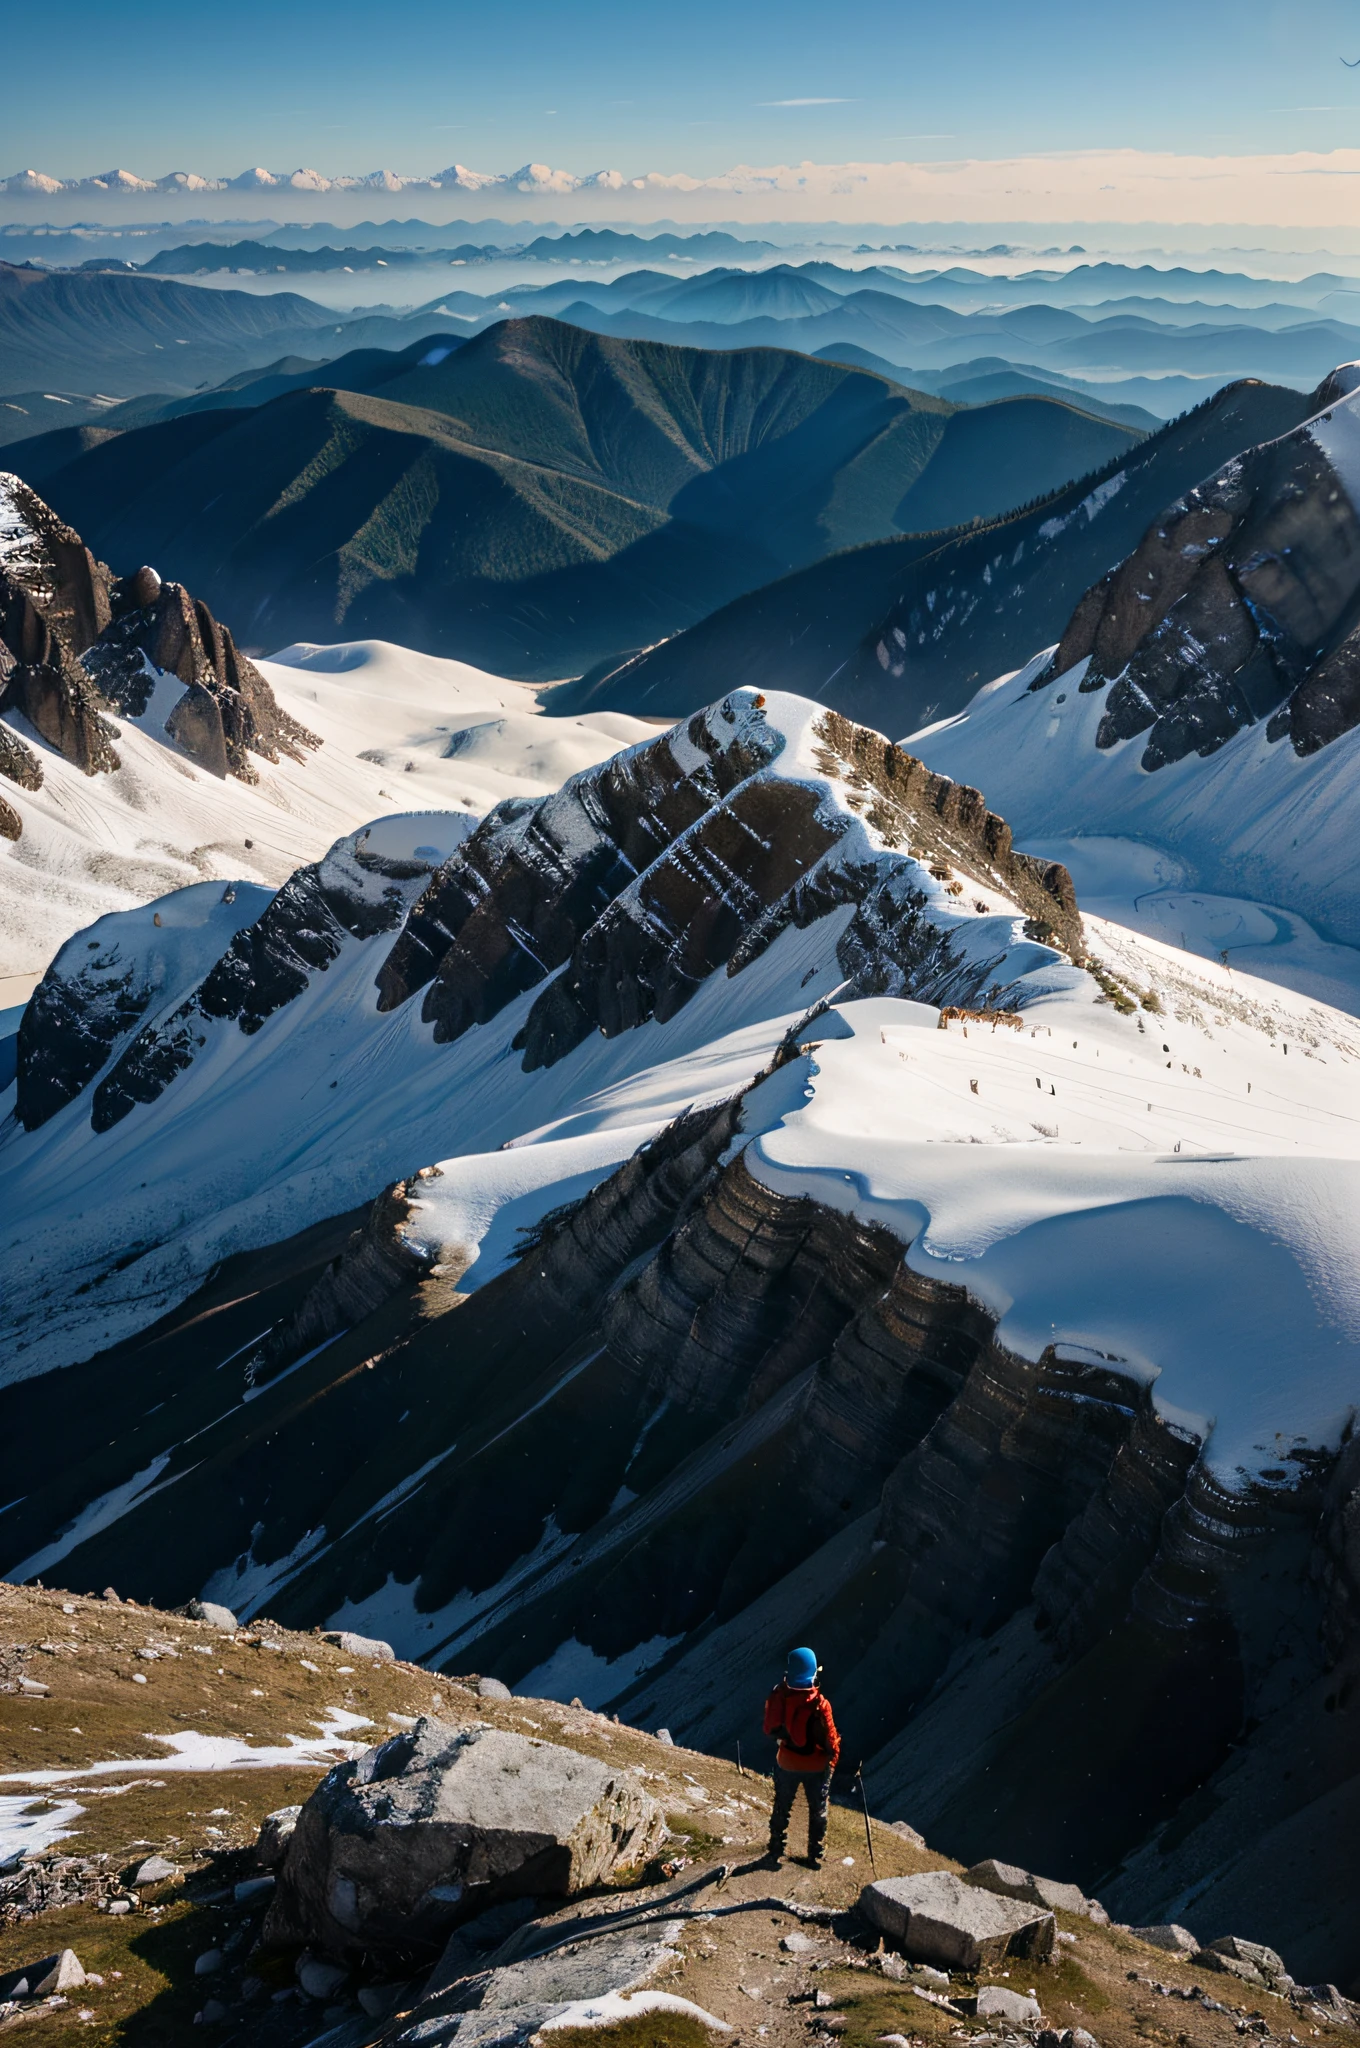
<box><xmin>0</xmin><ymin>470</ymin><xmax>315</xmax><ymax>794</ymax></box>
<box><xmin>3</xmin><ymin>1049</ymin><xmax>1356</xmax><ymax>1976</ymax></box>
<box><xmin>0</xmin><ymin>717</ymin><xmax>43</xmax><ymax>791</ymax></box>
<box><xmin>86</xmin><ymin>836</ymin><xmax>429</xmax><ymax>1134</ymax></box>
<box><xmin>378</xmin><ymin>697</ymin><xmax>1083</xmax><ymax>1084</ymax></box>
<box><xmin>1036</xmin><ymin>377</ymin><xmax>1360</xmax><ymax>767</ymax></box>
<box><xmin>85</xmin><ymin>570</ymin><xmax>318</xmax><ymax>780</ymax></box>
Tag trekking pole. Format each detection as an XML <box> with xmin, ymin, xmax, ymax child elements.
<box><xmin>736</xmin><ymin>1741</ymin><xmax>745</xmax><ymax>1778</ymax></box>
<box><xmin>855</xmin><ymin>1762</ymin><xmax>877</xmax><ymax>1874</ymax></box>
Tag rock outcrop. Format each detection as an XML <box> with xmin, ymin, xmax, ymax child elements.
<box><xmin>376</xmin><ymin>694</ymin><xmax>1082</xmax><ymax>1071</ymax></box>
<box><xmin>262</xmin><ymin>1719</ymin><xmax>666</xmax><ymax>1963</ymax></box>
<box><xmin>83</xmin><ymin>566</ymin><xmax>317</xmax><ymax>780</ymax></box>
<box><xmin>0</xmin><ymin>471</ymin><xmax>315</xmax><ymax>832</ymax></box>
<box><xmin>859</xmin><ymin>1871</ymin><xmax>1055</xmax><ymax>1970</ymax></box>
<box><xmin>1034</xmin><ymin>367</ymin><xmax>1360</xmax><ymax>766</ymax></box>
<box><xmin>4</xmin><ymin>826</ymin><xmax>434</xmax><ymax>1136</ymax></box>
<box><xmin>965</xmin><ymin>1858</ymin><xmax>1108</xmax><ymax>1924</ymax></box>
<box><xmin>0</xmin><ymin>1949</ymin><xmax>88</xmax><ymax>2003</ymax></box>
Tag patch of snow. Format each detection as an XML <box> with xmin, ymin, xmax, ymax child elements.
<box><xmin>518</xmin><ymin>1633</ymin><xmax>682</xmax><ymax>1711</ymax></box>
<box><xmin>907</xmin><ymin>656</ymin><xmax>1360</xmax><ymax>970</ymax></box>
<box><xmin>200</xmin><ymin>1524</ymin><xmax>329</xmax><ymax>1618</ymax></box>
<box><xmin>1</xmin><ymin>634</ymin><xmax>649</xmax><ymax>990</ymax></box>
<box><xmin>0</xmin><ymin>1708</ymin><xmax>374</xmax><ymax>1788</ymax></box>
<box><xmin>7</xmin><ymin>1454</ymin><xmax>175</xmax><ymax>1583</ymax></box>
<box><xmin>1028</xmin><ymin>837</ymin><xmax>1360</xmax><ymax>1015</ymax></box>
<box><xmin>402</xmin><ymin>1124</ymin><xmax>664</xmax><ymax>1289</ymax></box>
<box><xmin>322</xmin><ymin>1515</ymin><xmax>577</xmax><ymax>1663</ymax></box>
<box><xmin>1307</xmin><ymin>386</ymin><xmax>1360</xmax><ymax>512</ymax></box>
<box><xmin>0</xmin><ymin>1794</ymin><xmax>85</xmax><ymax>1867</ymax></box>
<box><xmin>1038</xmin><ymin>471</ymin><xmax>1125</xmax><ymax>541</ymax></box>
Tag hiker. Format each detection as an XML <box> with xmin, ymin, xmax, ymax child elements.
<box><xmin>763</xmin><ymin>1645</ymin><xmax>840</xmax><ymax>1867</ymax></box>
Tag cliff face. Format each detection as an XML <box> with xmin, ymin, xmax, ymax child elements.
<box><xmin>378</xmin><ymin>696</ymin><xmax>1083</xmax><ymax>1067</ymax></box>
<box><xmin>1037</xmin><ymin>367</ymin><xmax>1360</xmax><ymax>767</ymax></box>
<box><xmin>0</xmin><ymin>472</ymin><xmax>316</xmax><ymax>835</ymax></box>
<box><xmin>4</xmin><ymin>1053</ymin><xmax>1354</xmax><ymax>1979</ymax></box>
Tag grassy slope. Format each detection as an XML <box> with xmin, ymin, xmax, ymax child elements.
<box><xmin>3</xmin><ymin>1580</ymin><xmax>1354</xmax><ymax>2045</ymax></box>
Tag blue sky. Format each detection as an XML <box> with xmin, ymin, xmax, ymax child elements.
<box><xmin>7</xmin><ymin>0</ymin><xmax>1360</xmax><ymax>179</ymax></box>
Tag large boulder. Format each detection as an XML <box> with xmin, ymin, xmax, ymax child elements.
<box><xmin>1133</xmin><ymin>1925</ymin><xmax>1198</xmax><ymax>1955</ymax></box>
<box><xmin>966</xmin><ymin>1857</ymin><xmax>1108</xmax><ymax>1923</ymax></box>
<box><xmin>860</xmin><ymin>1871</ymin><xmax>1055</xmax><ymax>1971</ymax></box>
<box><xmin>1194</xmin><ymin>1935</ymin><xmax>1290</xmax><ymax>1991</ymax></box>
<box><xmin>263</xmin><ymin>1718</ymin><xmax>666</xmax><ymax>1962</ymax></box>
<box><xmin>0</xmin><ymin>1949</ymin><xmax>86</xmax><ymax>2001</ymax></box>
<box><xmin>187</xmin><ymin>1599</ymin><xmax>238</xmax><ymax>1632</ymax></box>
<box><xmin>977</xmin><ymin>1986</ymin><xmax>1044</xmax><ymax>2025</ymax></box>
<box><xmin>321</xmin><ymin>1628</ymin><xmax>394</xmax><ymax>1663</ymax></box>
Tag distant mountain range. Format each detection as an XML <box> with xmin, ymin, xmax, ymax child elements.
<box><xmin>7</xmin><ymin>316</ymin><xmax>1140</xmax><ymax>679</ymax></box>
<box><xmin>125</xmin><ymin>228</ymin><xmax>776</xmax><ymax>276</ymax></box>
<box><xmin>4</xmin><ymin>255</ymin><xmax>1357</xmax><ymax>441</ymax></box>
<box><xmin>525</xmin><ymin>264</ymin><xmax>1360</xmax><ymax>392</ymax></box>
<box><xmin>0</xmin><ymin>261</ymin><xmax>479</xmax><ymax>400</ymax></box>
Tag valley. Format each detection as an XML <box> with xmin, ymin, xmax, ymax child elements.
<box><xmin>5</xmin><ymin>317</ymin><xmax>1138</xmax><ymax>681</ymax></box>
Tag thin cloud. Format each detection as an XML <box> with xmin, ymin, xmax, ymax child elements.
<box><xmin>759</xmin><ymin>97</ymin><xmax>854</xmax><ymax>106</ymax></box>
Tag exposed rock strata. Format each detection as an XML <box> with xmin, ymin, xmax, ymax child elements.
<box><xmin>0</xmin><ymin>719</ymin><xmax>43</xmax><ymax>792</ymax></box>
<box><xmin>12</xmin><ymin>692</ymin><xmax>1081</xmax><ymax>1147</ymax></box>
<box><xmin>83</xmin><ymin>830</ymin><xmax>436</xmax><ymax>1134</ymax></box>
<box><xmin>377</xmin><ymin>697</ymin><xmax>1082</xmax><ymax>1080</ymax></box>
<box><xmin>4</xmin><ymin>1011</ymin><xmax>1357</xmax><ymax>1978</ymax></box>
<box><xmin>1</xmin><ymin>473</ymin><xmax>119</xmax><ymax>779</ymax></box>
<box><xmin>1034</xmin><ymin>374</ymin><xmax>1360</xmax><ymax>766</ymax></box>
<box><xmin>84</xmin><ymin>568</ymin><xmax>318</xmax><ymax>780</ymax></box>
<box><xmin>250</xmin><ymin>1179</ymin><xmax>435</xmax><ymax>1386</ymax></box>
<box><xmin>0</xmin><ymin>471</ymin><xmax>315</xmax><ymax>805</ymax></box>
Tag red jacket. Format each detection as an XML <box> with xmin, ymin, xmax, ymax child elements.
<box><xmin>763</xmin><ymin>1680</ymin><xmax>841</xmax><ymax>1773</ymax></box>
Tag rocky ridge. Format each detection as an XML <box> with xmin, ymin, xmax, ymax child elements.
<box><xmin>7</xmin><ymin>689</ymin><xmax>1080</xmax><ymax>1145</ymax></box>
<box><xmin>0</xmin><ymin>472</ymin><xmax>316</xmax><ymax>841</ymax></box>
<box><xmin>1032</xmin><ymin>364</ymin><xmax>1360</xmax><ymax>766</ymax></box>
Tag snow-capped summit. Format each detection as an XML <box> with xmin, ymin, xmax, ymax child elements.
<box><xmin>909</xmin><ymin>364</ymin><xmax>1360</xmax><ymax>1012</ymax></box>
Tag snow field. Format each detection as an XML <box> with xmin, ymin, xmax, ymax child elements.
<box><xmin>1</xmin><ymin>635</ymin><xmax>650</xmax><ymax>997</ymax></box>
<box><xmin>908</xmin><ymin>649</ymin><xmax>1360</xmax><ymax>980</ymax></box>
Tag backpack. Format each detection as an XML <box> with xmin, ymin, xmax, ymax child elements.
<box><xmin>767</xmin><ymin>1682</ymin><xmax>830</xmax><ymax>1756</ymax></box>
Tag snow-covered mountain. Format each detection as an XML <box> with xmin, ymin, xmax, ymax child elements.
<box><xmin>908</xmin><ymin>365</ymin><xmax>1360</xmax><ymax>1012</ymax></box>
<box><xmin>0</xmin><ymin>472</ymin><xmax>649</xmax><ymax>1001</ymax></box>
<box><xmin>2</xmin><ymin>685</ymin><xmax>1358</xmax><ymax>1968</ymax></box>
<box><xmin>2</xmin><ymin>162</ymin><xmax>645</xmax><ymax>199</ymax></box>
<box><xmin>1</xmin><ymin>688</ymin><xmax>1084</xmax><ymax>1364</ymax></box>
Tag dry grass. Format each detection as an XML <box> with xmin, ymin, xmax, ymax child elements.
<box><xmin>2</xmin><ymin>1582</ymin><xmax>1354</xmax><ymax>2048</ymax></box>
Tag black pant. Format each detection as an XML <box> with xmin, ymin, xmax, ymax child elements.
<box><xmin>769</xmin><ymin>1761</ymin><xmax>831</xmax><ymax>1861</ymax></box>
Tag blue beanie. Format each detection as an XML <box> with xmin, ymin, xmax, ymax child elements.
<box><xmin>786</xmin><ymin>1646</ymin><xmax>818</xmax><ymax>1686</ymax></box>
